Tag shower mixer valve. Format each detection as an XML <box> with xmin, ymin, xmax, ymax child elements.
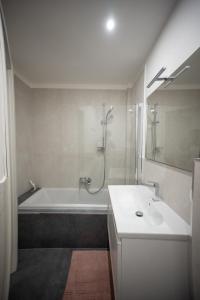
<box><xmin>79</xmin><ymin>177</ymin><xmax>92</xmax><ymax>185</ymax></box>
<box><xmin>80</xmin><ymin>105</ymin><xmax>113</xmax><ymax>194</ymax></box>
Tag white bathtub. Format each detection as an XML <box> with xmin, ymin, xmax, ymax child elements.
<box><xmin>18</xmin><ymin>188</ymin><xmax>109</xmax><ymax>214</ymax></box>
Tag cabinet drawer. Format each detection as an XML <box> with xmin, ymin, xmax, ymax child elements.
<box><xmin>107</xmin><ymin>212</ymin><xmax>121</xmax><ymax>300</ymax></box>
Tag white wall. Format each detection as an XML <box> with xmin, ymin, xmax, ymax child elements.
<box><xmin>15</xmin><ymin>77</ymin><xmax>135</xmax><ymax>195</ymax></box>
<box><xmin>30</xmin><ymin>88</ymin><xmax>127</xmax><ymax>189</ymax></box>
<box><xmin>142</xmin><ymin>0</ymin><xmax>200</xmax><ymax>224</ymax></box>
<box><xmin>142</xmin><ymin>160</ymin><xmax>192</xmax><ymax>223</ymax></box>
<box><xmin>146</xmin><ymin>0</ymin><xmax>200</xmax><ymax>97</ymax></box>
<box><xmin>15</xmin><ymin>76</ymin><xmax>32</xmax><ymax>196</ymax></box>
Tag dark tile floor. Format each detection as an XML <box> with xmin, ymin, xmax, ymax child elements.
<box><xmin>9</xmin><ymin>248</ymin><xmax>72</xmax><ymax>300</ymax></box>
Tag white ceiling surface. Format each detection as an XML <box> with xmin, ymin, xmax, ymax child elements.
<box><xmin>173</xmin><ymin>48</ymin><xmax>200</xmax><ymax>86</ymax></box>
<box><xmin>3</xmin><ymin>0</ymin><xmax>178</xmax><ymax>88</ymax></box>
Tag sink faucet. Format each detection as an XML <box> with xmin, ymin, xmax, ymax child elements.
<box><xmin>142</xmin><ymin>181</ymin><xmax>160</xmax><ymax>201</ymax></box>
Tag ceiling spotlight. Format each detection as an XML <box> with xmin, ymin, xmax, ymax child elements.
<box><xmin>106</xmin><ymin>18</ymin><xmax>116</xmax><ymax>32</ymax></box>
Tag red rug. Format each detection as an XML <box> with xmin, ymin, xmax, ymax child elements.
<box><xmin>62</xmin><ymin>250</ymin><xmax>114</xmax><ymax>300</ymax></box>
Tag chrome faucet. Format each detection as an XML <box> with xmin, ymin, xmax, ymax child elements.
<box><xmin>79</xmin><ymin>177</ymin><xmax>92</xmax><ymax>185</ymax></box>
<box><xmin>142</xmin><ymin>181</ymin><xmax>160</xmax><ymax>201</ymax></box>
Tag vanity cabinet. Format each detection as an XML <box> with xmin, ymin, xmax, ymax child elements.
<box><xmin>107</xmin><ymin>212</ymin><xmax>121</xmax><ymax>299</ymax></box>
<box><xmin>108</xmin><ymin>185</ymin><xmax>191</xmax><ymax>300</ymax></box>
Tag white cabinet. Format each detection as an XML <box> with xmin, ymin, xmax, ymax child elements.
<box><xmin>108</xmin><ymin>213</ymin><xmax>191</xmax><ymax>300</ymax></box>
<box><xmin>108</xmin><ymin>185</ymin><xmax>191</xmax><ymax>300</ymax></box>
<box><xmin>107</xmin><ymin>212</ymin><xmax>121</xmax><ymax>300</ymax></box>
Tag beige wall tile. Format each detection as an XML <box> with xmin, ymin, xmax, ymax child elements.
<box><xmin>15</xmin><ymin>78</ymin><xmax>130</xmax><ymax>194</ymax></box>
<box><xmin>15</xmin><ymin>76</ymin><xmax>32</xmax><ymax>196</ymax></box>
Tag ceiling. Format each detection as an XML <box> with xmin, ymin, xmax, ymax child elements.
<box><xmin>171</xmin><ymin>47</ymin><xmax>200</xmax><ymax>87</ymax></box>
<box><xmin>3</xmin><ymin>0</ymin><xmax>178</xmax><ymax>88</ymax></box>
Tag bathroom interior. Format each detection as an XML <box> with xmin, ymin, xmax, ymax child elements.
<box><xmin>0</xmin><ymin>0</ymin><xmax>200</xmax><ymax>299</ymax></box>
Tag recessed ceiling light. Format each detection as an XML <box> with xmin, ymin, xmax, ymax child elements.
<box><xmin>106</xmin><ymin>18</ymin><xmax>116</xmax><ymax>32</ymax></box>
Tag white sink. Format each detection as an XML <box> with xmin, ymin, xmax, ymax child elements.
<box><xmin>108</xmin><ymin>185</ymin><xmax>190</xmax><ymax>240</ymax></box>
<box><xmin>108</xmin><ymin>185</ymin><xmax>191</xmax><ymax>300</ymax></box>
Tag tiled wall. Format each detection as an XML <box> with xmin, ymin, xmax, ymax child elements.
<box><xmin>15</xmin><ymin>77</ymin><xmax>33</xmax><ymax>196</ymax></box>
<box><xmin>142</xmin><ymin>159</ymin><xmax>192</xmax><ymax>224</ymax></box>
<box><xmin>15</xmin><ymin>77</ymin><xmax>132</xmax><ymax>196</ymax></box>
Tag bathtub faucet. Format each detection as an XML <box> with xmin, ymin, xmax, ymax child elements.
<box><xmin>29</xmin><ymin>179</ymin><xmax>37</xmax><ymax>191</ymax></box>
<box><xmin>79</xmin><ymin>177</ymin><xmax>92</xmax><ymax>185</ymax></box>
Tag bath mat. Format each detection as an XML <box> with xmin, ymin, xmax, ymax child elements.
<box><xmin>62</xmin><ymin>250</ymin><xmax>114</xmax><ymax>300</ymax></box>
<box><xmin>9</xmin><ymin>248</ymin><xmax>72</xmax><ymax>300</ymax></box>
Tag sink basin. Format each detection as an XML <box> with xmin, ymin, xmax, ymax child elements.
<box><xmin>108</xmin><ymin>185</ymin><xmax>190</xmax><ymax>240</ymax></box>
<box><xmin>132</xmin><ymin>191</ymin><xmax>164</xmax><ymax>226</ymax></box>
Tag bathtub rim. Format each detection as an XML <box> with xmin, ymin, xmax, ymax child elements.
<box><xmin>18</xmin><ymin>187</ymin><xmax>110</xmax><ymax>214</ymax></box>
<box><xmin>18</xmin><ymin>206</ymin><xmax>109</xmax><ymax>215</ymax></box>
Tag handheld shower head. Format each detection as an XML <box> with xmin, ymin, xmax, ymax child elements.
<box><xmin>106</xmin><ymin>106</ymin><xmax>114</xmax><ymax>119</ymax></box>
<box><xmin>108</xmin><ymin>106</ymin><xmax>114</xmax><ymax>114</ymax></box>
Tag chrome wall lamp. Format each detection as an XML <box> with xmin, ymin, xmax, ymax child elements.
<box><xmin>147</xmin><ymin>65</ymin><xmax>191</xmax><ymax>88</ymax></box>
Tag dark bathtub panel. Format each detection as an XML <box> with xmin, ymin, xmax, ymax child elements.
<box><xmin>18</xmin><ymin>214</ymin><xmax>109</xmax><ymax>249</ymax></box>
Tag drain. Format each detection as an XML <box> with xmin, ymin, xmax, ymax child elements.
<box><xmin>135</xmin><ymin>210</ymin><xmax>143</xmax><ymax>217</ymax></box>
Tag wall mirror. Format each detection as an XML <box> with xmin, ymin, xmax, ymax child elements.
<box><xmin>146</xmin><ymin>48</ymin><xmax>200</xmax><ymax>172</ymax></box>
